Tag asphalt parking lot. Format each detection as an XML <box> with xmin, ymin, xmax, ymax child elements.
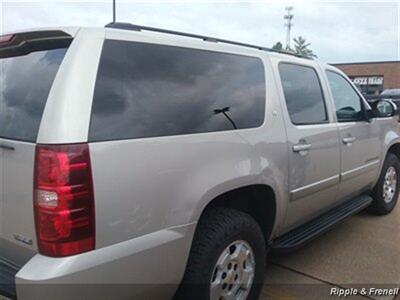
<box><xmin>1</xmin><ymin>201</ymin><xmax>398</xmax><ymax>300</ymax></box>
<box><xmin>261</xmin><ymin>200</ymin><xmax>400</xmax><ymax>300</ymax></box>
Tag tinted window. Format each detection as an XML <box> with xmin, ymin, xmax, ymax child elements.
<box><xmin>0</xmin><ymin>48</ymin><xmax>67</xmax><ymax>142</ymax></box>
<box><xmin>279</xmin><ymin>63</ymin><xmax>327</xmax><ymax>125</ymax></box>
<box><xmin>89</xmin><ymin>40</ymin><xmax>265</xmax><ymax>141</ymax></box>
<box><xmin>326</xmin><ymin>71</ymin><xmax>364</xmax><ymax>122</ymax></box>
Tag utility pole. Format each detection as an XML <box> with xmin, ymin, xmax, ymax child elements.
<box><xmin>284</xmin><ymin>6</ymin><xmax>294</xmax><ymax>50</ymax></box>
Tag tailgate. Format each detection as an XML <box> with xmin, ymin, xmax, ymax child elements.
<box><xmin>0</xmin><ymin>31</ymin><xmax>71</xmax><ymax>266</ymax></box>
<box><xmin>0</xmin><ymin>140</ymin><xmax>37</xmax><ymax>265</ymax></box>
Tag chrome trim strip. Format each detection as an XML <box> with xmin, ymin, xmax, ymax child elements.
<box><xmin>290</xmin><ymin>174</ymin><xmax>340</xmax><ymax>201</ymax></box>
<box><xmin>341</xmin><ymin>160</ymin><xmax>380</xmax><ymax>182</ymax></box>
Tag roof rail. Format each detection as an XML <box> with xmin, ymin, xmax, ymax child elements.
<box><xmin>105</xmin><ymin>22</ymin><xmax>311</xmax><ymax>59</ymax></box>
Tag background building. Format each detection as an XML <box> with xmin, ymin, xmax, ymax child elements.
<box><xmin>332</xmin><ymin>61</ymin><xmax>400</xmax><ymax>96</ymax></box>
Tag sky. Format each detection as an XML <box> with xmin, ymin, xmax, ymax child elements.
<box><xmin>0</xmin><ymin>0</ymin><xmax>399</xmax><ymax>63</ymax></box>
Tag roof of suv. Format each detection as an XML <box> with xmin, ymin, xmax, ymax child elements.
<box><xmin>104</xmin><ymin>22</ymin><xmax>312</xmax><ymax>60</ymax></box>
<box><xmin>3</xmin><ymin>25</ymin><xmax>320</xmax><ymax>65</ymax></box>
<box><xmin>4</xmin><ymin>26</ymin><xmax>80</xmax><ymax>37</ymax></box>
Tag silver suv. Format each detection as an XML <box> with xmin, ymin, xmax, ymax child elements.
<box><xmin>0</xmin><ymin>24</ymin><xmax>399</xmax><ymax>300</ymax></box>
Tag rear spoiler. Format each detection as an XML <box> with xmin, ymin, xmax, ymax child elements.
<box><xmin>0</xmin><ymin>30</ymin><xmax>72</xmax><ymax>58</ymax></box>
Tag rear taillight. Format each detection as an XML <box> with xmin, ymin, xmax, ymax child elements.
<box><xmin>0</xmin><ymin>34</ymin><xmax>14</xmax><ymax>45</ymax></box>
<box><xmin>34</xmin><ymin>144</ymin><xmax>95</xmax><ymax>257</ymax></box>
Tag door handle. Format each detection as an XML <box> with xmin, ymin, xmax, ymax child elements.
<box><xmin>0</xmin><ymin>144</ymin><xmax>15</xmax><ymax>151</ymax></box>
<box><xmin>342</xmin><ymin>136</ymin><xmax>356</xmax><ymax>145</ymax></box>
<box><xmin>293</xmin><ymin>143</ymin><xmax>312</xmax><ymax>153</ymax></box>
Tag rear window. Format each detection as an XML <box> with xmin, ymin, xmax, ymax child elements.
<box><xmin>89</xmin><ymin>40</ymin><xmax>266</xmax><ymax>142</ymax></box>
<box><xmin>0</xmin><ymin>48</ymin><xmax>67</xmax><ymax>142</ymax></box>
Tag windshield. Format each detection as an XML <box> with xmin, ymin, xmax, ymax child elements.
<box><xmin>0</xmin><ymin>48</ymin><xmax>67</xmax><ymax>142</ymax></box>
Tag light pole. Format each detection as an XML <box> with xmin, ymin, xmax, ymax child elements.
<box><xmin>112</xmin><ymin>0</ymin><xmax>116</xmax><ymax>23</ymax></box>
<box><xmin>284</xmin><ymin>6</ymin><xmax>294</xmax><ymax>50</ymax></box>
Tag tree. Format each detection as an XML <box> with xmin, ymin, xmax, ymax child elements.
<box><xmin>292</xmin><ymin>36</ymin><xmax>317</xmax><ymax>58</ymax></box>
<box><xmin>272</xmin><ymin>41</ymin><xmax>283</xmax><ymax>51</ymax></box>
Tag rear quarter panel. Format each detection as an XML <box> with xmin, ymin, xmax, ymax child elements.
<box><xmin>87</xmin><ymin>43</ymin><xmax>289</xmax><ymax>248</ymax></box>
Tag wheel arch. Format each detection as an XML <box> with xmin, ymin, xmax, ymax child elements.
<box><xmin>374</xmin><ymin>138</ymin><xmax>400</xmax><ymax>186</ymax></box>
<box><xmin>387</xmin><ymin>143</ymin><xmax>400</xmax><ymax>160</ymax></box>
<box><xmin>195</xmin><ymin>184</ymin><xmax>277</xmax><ymax>243</ymax></box>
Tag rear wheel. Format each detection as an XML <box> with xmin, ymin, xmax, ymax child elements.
<box><xmin>370</xmin><ymin>153</ymin><xmax>400</xmax><ymax>215</ymax></box>
<box><xmin>210</xmin><ymin>240</ymin><xmax>256</xmax><ymax>300</ymax></box>
<box><xmin>176</xmin><ymin>208</ymin><xmax>266</xmax><ymax>300</ymax></box>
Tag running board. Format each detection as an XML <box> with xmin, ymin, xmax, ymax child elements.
<box><xmin>271</xmin><ymin>194</ymin><xmax>373</xmax><ymax>251</ymax></box>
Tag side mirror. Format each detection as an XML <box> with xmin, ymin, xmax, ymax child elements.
<box><xmin>369</xmin><ymin>99</ymin><xmax>397</xmax><ymax>118</ymax></box>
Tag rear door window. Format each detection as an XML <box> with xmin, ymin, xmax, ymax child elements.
<box><xmin>0</xmin><ymin>48</ymin><xmax>67</xmax><ymax>142</ymax></box>
<box><xmin>279</xmin><ymin>63</ymin><xmax>328</xmax><ymax>125</ymax></box>
<box><xmin>89</xmin><ymin>40</ymin><xmax>266</xmax><ymax>142</ymax></box>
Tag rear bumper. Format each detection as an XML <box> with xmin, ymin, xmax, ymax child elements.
<box><xmin>13</xmin><ymin>223</ymin><xmax>195</xmax><ymax>300</ymax></box>
<box><xmin>0</xmin><ymin>257</ymin><xmax>20</xmax><ymax>299</ymax></box>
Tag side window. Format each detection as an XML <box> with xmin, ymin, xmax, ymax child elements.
<box><xmin>326</xmin><ymin>71</ymin><xmax>364</xmax><ymax>122</ymax></box>
<box><xmin>279</xmin><ymin>63</ymin><xmax>328</xmax><ymax>125</ymax></box>
<box><xmin>89</xmin><ymin>40</ymin><xmax>266</xmax><ymax>142</ymax></box>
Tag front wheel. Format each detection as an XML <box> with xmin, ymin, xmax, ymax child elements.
<box><xmin>175</xmin><ymin>208</ymin><xmax>266</xmax><ymax>300</ymax></box>
<box><xmin>370</xmin><ymin>153</ymin><xmax>400</xmax><ymax>215</ymax></box>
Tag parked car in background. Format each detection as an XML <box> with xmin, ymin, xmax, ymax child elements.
<box><xmin>380</xmin><ymin>89</ymin><xmax>400</xmax><ymax>107</ymax></box>
<box><xmin>362</xmin><ymin>93</ymin><xmax>380</xmax><ymax>103</ymax></box>
<box><xmin>1</xmin><ymin>24</ymin><xmax>400</xmax><ymax>300</ymax></box>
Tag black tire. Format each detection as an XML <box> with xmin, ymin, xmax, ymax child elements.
<box><xmin>175</xmin><ymin>208</ymin><xmax>266</xmax><ymax>300</ymax></box>
<box><xmin>369</xmin><ymin>153</ymin><xmax>400</xmax><ymax>215</ymax></box>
